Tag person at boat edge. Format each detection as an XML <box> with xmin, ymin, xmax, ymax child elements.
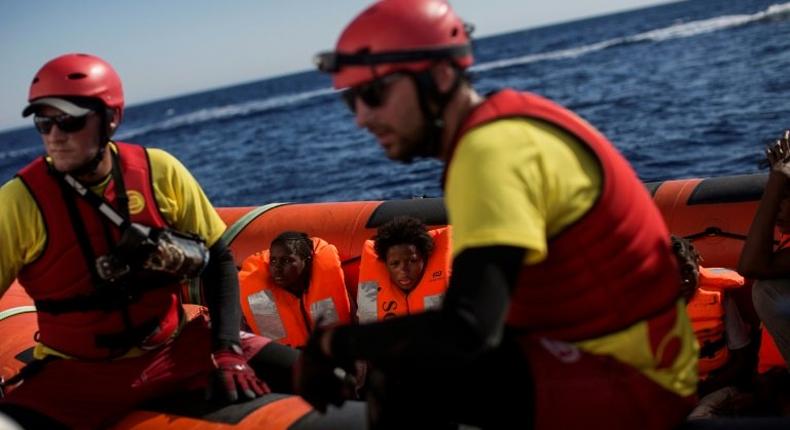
<box><xmin>0</xmin><ymin>53</ymin><xmax>298</xmax><ymax>430</ymax></box>
<box><xmin>739</xmin><ymin>129</ymin><xmax>790</xmax><ymax>371</ymax></box>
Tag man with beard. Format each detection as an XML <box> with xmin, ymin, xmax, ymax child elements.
<box><xmin>294</xmin><ymin>1</ymin><xmax>698</xmax><ymax>428</ymax></box>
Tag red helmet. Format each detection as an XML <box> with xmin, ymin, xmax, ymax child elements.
<box><xmin>315</xmin><ymin>0</ymin><xmax>473</xmax><ymax>89</ymax></box>
<box><xmin>23</xmin><ymin>53</ymin><xmax>124</xmax><ymax>119</ymax></box>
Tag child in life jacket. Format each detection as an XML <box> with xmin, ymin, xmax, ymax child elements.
<box><xmin>238</xmin><ymin>231</ymin><xmax>352</xmax><ymax>348</ymax></box>
<box><xmin>671</xmin><ymin>235</ymin><xmax>756</xmax><ymax>417</ymax></box>
<box><xmin>356</xmin><ymin>216</ymin><xmax>451</xmax><ymax>323</ymax></box>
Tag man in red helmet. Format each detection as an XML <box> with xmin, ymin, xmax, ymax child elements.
<box><xmin>296</xmin><ymin>1</ymin><xmax>698</xmax><ymax>428</ymax></box>
<box><xmin>0</xmin><ymin>53</ymin><xmax>297</xmax><ymax>429</ymax></box>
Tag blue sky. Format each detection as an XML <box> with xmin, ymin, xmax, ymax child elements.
<box><xmin>0</xmin><ymin>0</ymin><xmax>674</xmax><ymax>131</ymax></box>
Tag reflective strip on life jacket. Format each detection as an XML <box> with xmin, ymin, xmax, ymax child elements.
<box><xmin>356</xmin><ymin>227</ymin><xmax>451</xmax><ymax>323</ymax></box>
<box><xmin>311</xmin><ymin>297</ymin><xmax>340</xmax><ymax>326</ymax></box>
<box><xmin>248</xmin><ymin>289</ymin><xmax>289</xmax><ymax>341</ymax></box>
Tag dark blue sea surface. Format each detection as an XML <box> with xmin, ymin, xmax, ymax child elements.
<box><xmin>2</xmin><ymin>0</ymin><xmax>790</xmax><ymax>206</ymax></box>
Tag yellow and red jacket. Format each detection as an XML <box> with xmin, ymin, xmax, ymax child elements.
<box><xmin>445</xmin><ymin>90</ymin><xmax>682</xmax><ymax>342</ymax></box>
<box><xmin>356</xmin><ymin>227</ymin><xmax>451</xmax><ymax>323</ymax></box>
<box><xmin>16</xmin><ymin>142</ymin><xmax>182</xmax><ymax>360</ymax></box>
<box><xmin>239</xmin><ymin>237</ymin><xmax>351</xmax><ymax>348</ymax></box>
<box><xmin>686</xmin><ymin>266</ymin><xmax>744</xmax><ymax>379</ymax></box>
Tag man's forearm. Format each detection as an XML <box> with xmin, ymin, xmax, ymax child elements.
<box><xmin>202</xmin><ymin>240</ymin><xmax>242</xmax><ymax>347</ymax></box>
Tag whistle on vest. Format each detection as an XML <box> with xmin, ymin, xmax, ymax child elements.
<box><xmin>95</xmin><ymin>223</ymin><xmax>209</xmax><ymax>282</ymax></box>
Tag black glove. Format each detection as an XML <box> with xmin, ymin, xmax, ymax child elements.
<box><xmin>293</xmin><ymin>326</ymin><xmax>357</xmax><ymax>413</ymax></box>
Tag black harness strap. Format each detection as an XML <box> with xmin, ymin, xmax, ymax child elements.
<box><xmin>94</xmin><ymin>318</ymin><xmax>161</xmax><ymax>350</ymax></box>
<box><xmin>0</xmin><ymin>356</ymin><xmax>59</xmax><ymax>398</ymax></box>
<box><xmin>35</xmin><ymin>287</ymin><xmax>132</xmax><ymax>314</ymax></box>
<box><xmin>699</xmin><ymin>337</ymin><xmax>728</xmax><ymax>359</ymax></box>
<box><xmin>110</xmin><ymin>148</ymin><xmax>130</xmax><ymax>221</ymax></box>
<box><xmin>34</xmin><ymin>276</ymin><xmax>173</xmax><ymax>314</ymax></box>
<box><xmin>53</xmin><ymin>167</ymin><xmax>105</xmax><ymax>286</ymax></box>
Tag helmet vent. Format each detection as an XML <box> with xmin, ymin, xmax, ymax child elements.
<box><xmin>67</xmin><ymin>73</ymin><xmax>87</xmax><ymax>80</ymax></box>
<box><xmin>32</xmin><ymin>77</ymin><xmax>39</xmax><ymax>84</ymax></box>
<box><xmin>451</xmin><ymin>27</ymin><xmax>459</xmax><ymax>37</ymax></box>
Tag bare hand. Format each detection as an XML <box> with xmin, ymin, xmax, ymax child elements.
<box><xmin>766</xmin><ymin>130</ymin><xmax>790</xmax><ymax>178</ymax></box>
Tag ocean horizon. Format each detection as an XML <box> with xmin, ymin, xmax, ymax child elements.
<box><xmin>2</xmin><ymin>0</ymin><xmax>788</xmax><ymax>206</ymax></box>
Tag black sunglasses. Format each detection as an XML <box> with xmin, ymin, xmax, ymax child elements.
<box><xmin>33</xmin><ymin>113</ymin><xmax>91</xmax><ymax>134</ymax></box>
<box><xmin>341</xmin><ymin>73</ymin><xmax>405</xmax><ymax>113</ymax></box>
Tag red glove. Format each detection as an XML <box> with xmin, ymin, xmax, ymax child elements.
<box><xmin>209</xmin><ymin>344</ymin><xmax>270</xmax><ymax>402</ymax></box>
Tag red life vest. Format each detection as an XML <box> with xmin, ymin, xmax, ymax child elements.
<box><xmin>445</xmin><ymin>90</ymin><xmax>681</xmax><ymax>341</ymax></box>
<box><xmin>238</xmin><ymin>237</ymin><xmax>351</xmax><ymax>348</ymax></box>
<box><xmin>686</xmin><ymin>267</ymin><xmax>744</xmax><ymax>379</ymax></box>
<box><xmin>17</xmin><ymin>142</ymin><xmax>182</xmax><ymax>359</ymax></box>
<box><xmin>356</xmin><ymin>226</ymin><xmax>451</xmax><ymax>323</ymax></box>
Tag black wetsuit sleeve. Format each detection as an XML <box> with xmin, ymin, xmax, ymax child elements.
<box><xmin>201</xmin><ymin>239</ymin><xmax>242</xmax><ymax>348</ymax></box>
<box><xmin>330</xmin><ymin>246</ymin><xmax>525</xmax><ymax>368</ymax></box>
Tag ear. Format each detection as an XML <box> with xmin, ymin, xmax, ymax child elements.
<box><xmin>107</xmin><ymin>108</ymin><xmax>121</xmax><ymax>134</ymax></box>
<box><xmin>430</xmin><ymin>61</ymin><xmax>459</xmax><ymax>93</ymax></box>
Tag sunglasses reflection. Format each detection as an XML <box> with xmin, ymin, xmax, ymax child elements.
<box><xmin>341</xmin><ymin>73</ymin><xmax>405</xmax><ymax>113</ymax></box>
<box><xmin>33</xmin><ymin>113</ymin><xmax>90</xmax><ymax>134</ymax></box>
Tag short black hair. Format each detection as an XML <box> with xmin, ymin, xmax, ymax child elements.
<box><xmin>373</xmin><ymin>216</ymin><xmax>434</xmax><ymax>262</ymax></box>
<box><xmin>671</xmin><ymin>235</ymin><xmax>701</xmax><ymax>266</ymax></box>
<box><xmin>270</xmin><ymin>231</ymin><xmax>314</xmax><ymax>261</ymax></box>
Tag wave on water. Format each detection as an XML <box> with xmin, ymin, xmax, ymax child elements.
<box><xmin>113</xmin><ymin>2</ymin><xmax>790</xmax><ymax>143</ymax></box>
<box><xmin>116</xmin><ymin>87</ymin><xmax>337</xmax><ymax>141</ymax></box>
<box><xmin>471</xmin><ymin>2</ymin><xmax>790</xmax><ymax>73</ymax></box>
<box><xmin>0</xmin><ymin>146</ymin><xmax>40</xmax><ymax>161</ymax></box>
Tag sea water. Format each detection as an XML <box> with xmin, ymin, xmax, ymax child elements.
<box><xmin>2</xmin><ymin>0</ymin><xmax>788</xmax><ymax>206</ymax></box>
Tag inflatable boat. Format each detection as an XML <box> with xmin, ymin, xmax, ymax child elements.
<box><xmin>0</xmin><ymin>173</ymin><xmax>787</xmax><ymax>428</ymax></box>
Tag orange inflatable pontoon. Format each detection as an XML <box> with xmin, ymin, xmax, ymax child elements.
<box><xmin>2</xmin><ymin>173</ymin><xmax>787</xmax><ymax>428</ymax></box>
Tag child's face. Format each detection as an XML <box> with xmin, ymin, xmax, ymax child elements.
<box><xmin>385</xmin><ymin>244</ymin><xmax>426</xmax><ymax>292</ymax></box>
<box><xmin>269</xmin><ymin>243</ymin><xmax>308</xmax><ymax>293</ymax></box>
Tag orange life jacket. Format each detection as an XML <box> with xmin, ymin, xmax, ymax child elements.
<box><xmin>356</xmin><ymin>227</ymin><xmax>451</xmax><ymax>323</ymax></box>
<box><xmin>686</xmin><ymin>266</ymin><xmax>744</xmax><ymax>379</ymax></box>
<box><xmin>238</xmin><ymin>237</ymin><xmax>351</xmax><ymax>348</ymax></box>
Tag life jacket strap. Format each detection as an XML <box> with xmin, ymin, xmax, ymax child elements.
<box><xmin>699</xmin><ymin>337</ymin><xmax>727</xmax><ymax>359</ymax></box>
<box><xmin>34</xmin><ymin>279</ymin><xmax>170</xmax><ymax>314</ymax></box>
<box><xmin>0</xmin><ymin>356</ymin><xmax>59</xmax><ymax>398</ymax></box>
<box><xmin>94</xmin><ymin>318</ymin><xmax>161</xmax><ymax>351</ymax></box>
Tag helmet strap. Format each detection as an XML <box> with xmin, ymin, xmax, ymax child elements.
<box><xmin>411</xmin><ymin>67</ymin><xmax>463</xmax><ymax>159</ymax></box>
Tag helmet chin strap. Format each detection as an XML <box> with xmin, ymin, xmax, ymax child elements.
<box><xmin>410</xmin><ymin>69</ymin><xmax>463</xmax><ymax>161</ymax></box>
<box><xmin>68</xmin><ymin>144</ymin><xmax>106</xmax><ymax>178</ymax></box>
